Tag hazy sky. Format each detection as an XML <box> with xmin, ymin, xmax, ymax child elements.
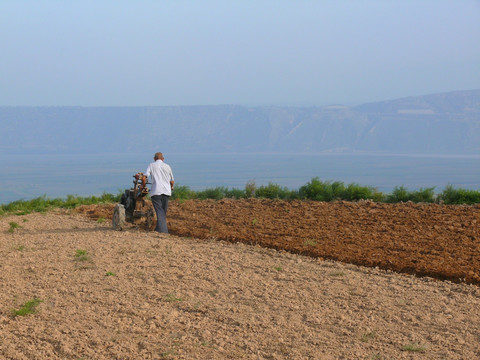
<box><xmin>1</xmin><ymin>0</ymin><xmax>479</xmax><ymax>106</ymax></box>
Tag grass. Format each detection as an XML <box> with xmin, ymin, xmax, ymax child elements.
<box><xmin>361</xmin><ymin>331</ymin><xmax>377</xmax><ymax>342</ymax></box>
<box><xmin>105</xmin><ymin>271</ymin><xmax>116</xmax><ymax>276</ymax></box>
<box><xmin>12</xmin><ymin>298</ymin><xmax>43</xmax><ymax>317</ymax></box>
<box><xmin>74</xmin><ymin>249</ymin><xmax>91</xmax><ymax>262</ymax></box>
<box><xmin>8</xmin><ymin>221</ymin><xmax>21</xmax><ymax>233</ymax></box>
<box><xmin>0</xmin><ymin>192</ymin><xmax>122</xmax><ymax>216</ymax></box>
<box><xmin>329</xmin><ymin>271</ymin><xmax>346</xmax><ymax>277</ymax></box>
<box><xmin>164</xmin><ymin>293</ymin><xmax>183</xmax><ymax>302</ymax></box>
<box><xmin>304</xmin><ymin>239</ymin><xmax>317</xmax><ymax>247</ymax></box>
<box><xmin>207</xmin><ymin>289</ymin><xmax>219</xmax><ymax>297</ymax></box>
<box><xmin>402</xmin><ymin>343</ymin><xmax>427</xmax><ymax>352</ymax></box>
<box><xmin>164</xmin><ymin>245</ymin><xmax>172</xmax><ymax>255</ymax></box>
<box><xmin>97</xmin><ymin>217</ymin><xmax>106</xmax><ymax>223</ymax></box>
<box><xmin>159</xmin><ymin>349</ymin><xmax>177</xmax><ymax>359</ymax></box>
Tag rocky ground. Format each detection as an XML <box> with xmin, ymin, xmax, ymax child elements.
<box><xmin>1</xmin><ymin>199</ymin><xmax>479</xmax><ymax>359</ymax></box>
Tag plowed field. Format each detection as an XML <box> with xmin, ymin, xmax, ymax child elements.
<box><xmin>81</xmin><ymin>199</ymin><xmax>480</xmax><ymax>285</ymax></box>
<box><xmin>2</xmin><ymin>200</ymin><xmax>480</xmax><ymax>359</ymax></box>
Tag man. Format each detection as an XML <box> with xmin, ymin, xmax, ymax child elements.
<box><xmin>143</xmin><ymin>152</ymin><xmax>174</xmax><ymax>233</ymax></box>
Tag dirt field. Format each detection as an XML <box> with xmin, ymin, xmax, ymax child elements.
<box><xmin>165</xmin><ymin>199</ymin><xmax>480</xmax><ymax>286</ymax></box>
<box><xmin>1</xmin><ymin>199</ymin><xmax>480</xmax><ymax>359</ymax></box>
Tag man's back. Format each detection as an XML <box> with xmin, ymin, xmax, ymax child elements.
<box><xmin>145</xmin><ymin>159</ymin><xmax>174</xmax><ymax>196</ymax></box>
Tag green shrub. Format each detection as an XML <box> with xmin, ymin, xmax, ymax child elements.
<box><xmin>438</xmin><ymin>185</ymin><xmax>480</xmax><ymax>205</ymax></box>
<box><xmin>254</xmin><ymin>182</ymin><xmax>295</xmax><ymax>199</ymax></box>
<box><xmin>386</xmin><ymin>186</ymin><xmax>435</xmax><ymax>203</ymax></box>
<box><xmin>299</xmin><ymin>178</ymin><xmax>336</xmax><ymax>201</ymax></box>
<box><xmin>298</xmin><ymin>178</ymin><xmax>379</xmax><ymax>202</ymax></box>
<box><xmin>224</xmin><ymin>188</ymin><xmax>247</xmax><ymax>199</ymax></box>
<box><xmin>386</xmin><ymin>186</ymin><xmax>411</xmax><ymax>203</ymax></box>
<box><xmin>171</xmin><ymin>185</ymin><xmax>195</xmax><ymax>200</ymax></box>
<box><xmin>171</xmin><ymin>185</ymin><xmax>246</xmax><ymax>200</ymax></box>
<box><xmin>245</xmin><ymin>180</ymin><xmax>256</xmax><ymax>198</ymax></box>
<box><xmin>343</xmin><ymin>183</ymin><xmax>382</xmax><ymax>201</ymax></box>
<box><xmin>299</xmin><ymin>177</ymin><xmax>345</xmax><ymax>201</ymax></box>
<box><xmin>196</xmin><ymin>187</ymin><xmax>228</xmax><ymax>200</ymax></box>
<box><xmin>411</xmin><ymin>187</ymin><xmax>436</xmax><ymax>203</ymax></box>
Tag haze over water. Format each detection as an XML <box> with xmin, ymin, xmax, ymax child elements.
<box><xmin>1</xmin><ymin>152</ymin><xmax>479</xmax><ymax>204</ymax></box>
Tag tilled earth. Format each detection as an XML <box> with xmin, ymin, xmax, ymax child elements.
<box><xmin>1</xmin><ymin>199</ymin><xmax>479</xmax><ymax>359</ymax></box>
<box><xmin>169</xmin><ymin>199</ymin><xmax>480</xmax><ymax>285</ymax></box>
<box><xmin>107</xmin><ymin>199</ymin><xmax>479</xmax><ymax>285</ymax></box>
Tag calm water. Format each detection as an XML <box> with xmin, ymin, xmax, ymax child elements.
<box><xmin>1</xmin><ymin>152</ymin><xmax>479</xmax><ymax>204</ymax></box>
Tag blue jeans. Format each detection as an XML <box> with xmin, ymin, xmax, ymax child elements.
<box><xmin>151</xmin><ymin>194</ymin><xmax>169</xmax><ymax>233</ymax></box>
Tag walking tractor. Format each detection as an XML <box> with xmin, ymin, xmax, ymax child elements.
<box><xmin>112</xmin><ymin>172</ymin><xmax>155</xmax><ymax>230</ymax></box>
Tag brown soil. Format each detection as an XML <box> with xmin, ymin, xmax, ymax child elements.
<box><xmin>1</xmin><ymin>200</ymin><xmax>479</xmax><ymax>359</ymax></box>
<box><xmin>79</xmin><ymin>198</ymin><xmax>480</xmax><ymax>285</ymax></box>
<box><xmin>166</xmin><ymin>199</ymin><xmax>480</xmax><ymax>286</ymax></box>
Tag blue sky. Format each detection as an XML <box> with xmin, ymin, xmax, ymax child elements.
<box><xmin>1</xmin><ymin>0</ymin><xmax>479</xmax><ymax>106</ymax></box>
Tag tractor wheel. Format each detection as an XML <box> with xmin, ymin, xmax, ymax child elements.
<box><xmin>112</xmin><ymin>204</ymin><xmax>126</xmax><ymax>230</ymax></box>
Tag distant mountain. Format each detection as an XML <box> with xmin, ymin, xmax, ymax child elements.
<box><xmin>1</xmin><ymin>90</ymin><xmax>479</xmax><ymax>155</ymax></box>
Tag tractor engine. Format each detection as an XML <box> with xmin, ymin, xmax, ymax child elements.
<box><xmin>112</xmin><ymin>172</ymin><xmax>154</xmax><ymax>230</ymax></box>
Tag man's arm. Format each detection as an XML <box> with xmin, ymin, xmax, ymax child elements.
<box><xmin>142</xmin><ymin>165</ymin><xmax>151</xmax><ymax>192</ymax></box>
<box><xmin>168</xmin><ymin>165</ymin><xmax>174</xmax><ymax>191</ymax></box>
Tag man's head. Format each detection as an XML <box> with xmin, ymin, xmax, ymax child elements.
<box><xmin>154</xmin><ymin>152</ymin><xmax>164</xmax><ymax>161</ymax></box>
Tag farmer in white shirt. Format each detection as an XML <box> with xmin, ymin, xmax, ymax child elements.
<box><xmin>143</xmin><ymin>152</ymin><xmax>174</xmax><ymax>233</ymax></box>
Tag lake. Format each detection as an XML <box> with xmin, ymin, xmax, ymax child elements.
<box><xmin>1</xmin><ymin>152</ymin><xmax>479</xmax><ymax>204</ymax></box>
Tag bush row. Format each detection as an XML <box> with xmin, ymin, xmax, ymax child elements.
<box><xmin>172</xmin><ymin>178</ymin><xmax>480</xmax><ymax>205</ymax></box>
<box><xmin>1</xmin><ymin>179</ymin><xmax>479</xmax><ymax>216</ymax></box>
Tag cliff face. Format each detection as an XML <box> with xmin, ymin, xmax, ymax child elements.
<box><xmin>1</xmin><ymin>89</ymin><xmax>479</xmax><ymax>155</ymax></box>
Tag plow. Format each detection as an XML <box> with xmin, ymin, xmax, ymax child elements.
<box><xmin>112</xmin><ymin>172</ymin><xmax>155</xmax><ymax>231</ymax></box>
